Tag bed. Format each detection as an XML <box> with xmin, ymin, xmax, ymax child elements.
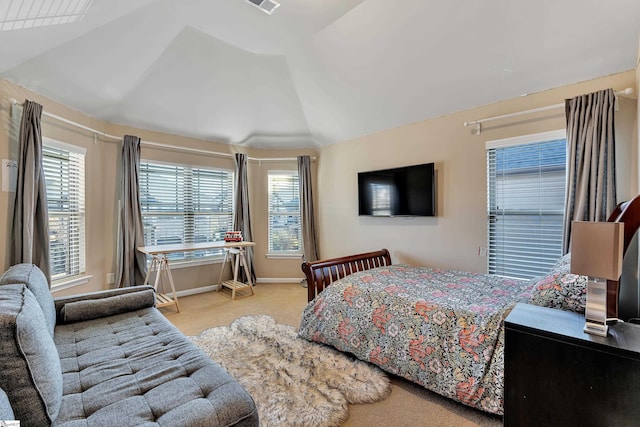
<box><xmin>299</xmin><ymin>196</ymin><xmax>640</xmax><ymax>415</ymax></box>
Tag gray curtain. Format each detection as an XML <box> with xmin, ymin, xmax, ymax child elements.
<box><xmin>233</xmin><ymin>153</ymin><xmax>256</xmax><ymax>283</ymax></box>
<box><xmin>562</xmin><ymin>88</ymin><xmax>617</xmax><ymax>254</ymax></box>
<box><xmin>11</xmin><ymin>100</ymin><xmax>51</xmax><ymax>284</ymax></box>
<box><xmin>115</xmin><ymin>135</ymin><xmax>147</xmax><ymax>287</ymax></box>
<box><xmin>297</xmin><ymin>155</ymin><xmax>320</xmax><ymax>262</ymax></box>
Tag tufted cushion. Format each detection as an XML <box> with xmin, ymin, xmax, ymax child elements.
<box><xmin>59</xmin><ymin>289</ymin><xmax>156</xmax><ymax>323</ymax></box>
<box><xmin>0</xmin><ymin>284</ymin><xmax>63</xmax><ymax>426</ymax></box>
<box><xmin>528</xmin><ymin>254</ymin><xmax>587</xmax><ymax>313</ymax></box>
<box><xmin>53</xmin><ymin>308</ymin><xmax>258</xmax><ymax>426</ymax></box>
<box><xmin>0</xmin><ymin>263</ymin><xmax>56</xmax><ymax>337</ymax></box>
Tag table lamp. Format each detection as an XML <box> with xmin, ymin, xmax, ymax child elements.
<box><xmin>570</xmin><ymin>221</ymin><xmax>624</xmax><ymax>337</ymax></box>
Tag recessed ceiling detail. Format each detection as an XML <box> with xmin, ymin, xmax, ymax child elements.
<box><xmin>0</xmin><ymin>0</ymin><xmax>94</xmax><ymax>31</ymax></box>
<box><xmin>0</xmin><ymin>0</ymin><xmax>638</xmax><ymax>149</ymax></box>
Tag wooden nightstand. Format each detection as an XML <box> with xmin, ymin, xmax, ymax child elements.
<box><xmin>504</xmin><ymin>303</ymin><xmax>640</xmax><ymax>427</ymax></box>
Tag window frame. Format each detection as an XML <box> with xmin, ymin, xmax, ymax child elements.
<box><xmin>486</xmin><ymin>129</ymin><xmax>567</xmax><ymax>279</ymax></box>
<box><xmin>42</xmin><ymin>137</ymin><xmax>87</xmax><ymax>286</ymax></box>
<box><xmin>267</xmin><ymin>170</ymin><xmax>302</xmax><ymax>257</ymax></box>
<box><xmin>139</xmin><ymin>159</ymin><xmax>235</xmax><ymax>266</ymax></box>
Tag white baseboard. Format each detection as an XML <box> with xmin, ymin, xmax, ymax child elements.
<box><xmin>172</xmin><ymin>278</ymin><xmax>303</xmax><ymax>297</ymax></box>
<box><xmin>256</xmin><ymin>277</ymin><xmax>305</xmax><ymax>284</ymax></box>
<box><xmin>174</xmin><ymin>284</ymin><xmax>220</xmax><ymax>297</ymax></box>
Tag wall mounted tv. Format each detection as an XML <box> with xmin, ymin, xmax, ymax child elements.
<box><xmin>358</xmin><ymin>162</ymin><xmax>435</xmax><ymax>217</ymax></box>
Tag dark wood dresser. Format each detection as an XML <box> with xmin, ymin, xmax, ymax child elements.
<box><xmin>504</xmin><ymin>303</ymin><xmax>640</xmax><ymax>427</ymax></box>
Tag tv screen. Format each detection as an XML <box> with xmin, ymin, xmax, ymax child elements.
<box><xmin>358</xmin><ymin>163</ymin><xmax>435</xmax><ymax>217</ymax></box>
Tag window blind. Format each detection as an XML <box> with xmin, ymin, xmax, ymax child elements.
<box><xmin>487</xmin><ymin>136</ymin><xmax>566</xmax><ymax>279</ymax></box>
<box><xmin>268</xmin><ymin>171</ymin><xmax>301</xmax><ymax>253</ymax></box>
<box><xmin>139</xmin><ymin>162</ymin><xmax>234</xmax><ymax>261</ymax></box>
<box><xmin>43</xmin><ymin>143</ymin><xmax>86</xmax><ymax>281</ymax></box>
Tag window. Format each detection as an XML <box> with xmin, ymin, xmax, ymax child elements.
<box><xmin>0</xmin><ymin>0</ymin><xmax>94</xmax><ymax>32</ymax></box>
<box><xmin>486</xmin><ymin>130</ymin><xmax>566</xmax><ymax>279</ymax></box>
<box><xmin>268</xmin><ymin>171</ymin><xmax>301</xmax><ymax>254</ymax></box>
<box><xmin>139</xmin><ymin>162</ymin><xmax>234</xmax><ymax>262</ymax></box>
<box><xmin>43</xmin><ymin>140</ymin><xmax>86</xmax><ymax>282</ymax></box>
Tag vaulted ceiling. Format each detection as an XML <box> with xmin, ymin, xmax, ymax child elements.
<box><xmin>1</xmin><ymin>0</ymin><xmax>639</xmax><ymax>148</ymax></box>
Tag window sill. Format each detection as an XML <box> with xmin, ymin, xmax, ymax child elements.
<box><xmin>265</xmin><ymin>253</ymin><xmax>303</xmax><ymax>260</ymax></box>
<box><xmin>51</xmin><ymin>275</ymin><xmax>93</xmax><ymax>293</ymax></box>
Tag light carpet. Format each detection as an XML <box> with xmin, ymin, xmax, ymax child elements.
<box><xmin>190</xmin><ymin>315</ymin><xmax>391</xmax><ymax>427</ymax></box>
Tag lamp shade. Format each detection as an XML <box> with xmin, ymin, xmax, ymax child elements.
<box><xmin>570</xmin><ymin>221</ymin><xmax>624</xmax><ymax>280</ymax></box>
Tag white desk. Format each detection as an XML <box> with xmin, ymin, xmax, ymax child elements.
<box><xmin>137</xmin><ymin>240</ymin><xmax>257</xmax><ymax>310</ymax></box>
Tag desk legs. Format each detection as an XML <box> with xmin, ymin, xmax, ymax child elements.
<box><xmin>216</xmin><ymin>249</ymin><xmax>231</xmax><ymax>288</ymax></box>
<box><xmin>144</xmin><ymin>254</ymin><xmax>180</xmax><ymax>312</ymax></box>
<box><xmin>217</xmin><ymin>247</ymin><xmax>255</xmax><ymax>299</ymax></box>
<box><xmin>240</xmin><ymin>250</ymin><xmax>253</xmax><ymax>287</ymax></box>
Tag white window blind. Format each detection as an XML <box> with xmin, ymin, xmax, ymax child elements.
<box><xmin>0</xmin><ymin>0</ymin><xmax>94</xmax><ymax>32</ymax></box>
<box><xmin>486</xmin><ymin>130</ymin><xmax>566</xmax><ymax>279</ymax></box>
<box><xmin>43</xmin><ymin>141</ymin><xmax>86</xmax><ymax>281</ymax></box>
<box><xmin>139</xmin><ymin>162</ymin><xmax>234</xmax><ymax>262</ymax></box>
<box><xmin>268</xmin><ymin>171</ymin><xmax>301</xmax><ymax>254</ymax></box>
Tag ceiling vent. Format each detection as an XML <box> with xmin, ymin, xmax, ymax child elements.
<box><xmin>245</xmin><ymin>0</ymin><xmax>280</xmax><ymax>15</ymax></box>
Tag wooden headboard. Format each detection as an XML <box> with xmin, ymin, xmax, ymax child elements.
<box><xmin>607</xmin><ymin>194</ymin><xmax>640</xmax><ymax>318</ymax></box>
<box><xmin>302</xmin><ymin>249</ymin><xmax>392</xmax><ymax>302</ymax></box>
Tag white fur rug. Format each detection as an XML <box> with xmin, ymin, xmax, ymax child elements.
<box><xmin>190</xmin><ymin>315</ymin><xmax>391</xmax><ymax>427</ymax></box>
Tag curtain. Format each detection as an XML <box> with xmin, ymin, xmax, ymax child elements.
<box><xmin>563</xmin><ymin>88</ymin><xmax>617</xmax><ymax>254</ymax></box>
<box><xmin>11</xmin><ymin>100</ymin><xmax>51</xmax><ymax>284</ymax></box>
<box><xmin>115</xmin><ymin>135</ymin><xmax>147</xmax><ymax>287</ymax></box>
<box><xmin>297</xmin><ymin>155</ymin><xmax>320</xmax><ymax>262</ymax></box>
<box><xmin>233</xmin><ymin>153</ymin><xmax>256</xmax><ymax>283</ymax></box>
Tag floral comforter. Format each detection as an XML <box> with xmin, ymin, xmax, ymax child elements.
<box><xmin>298</xmin><ymin>265</ymin><xmax>534</xmax><ymax>415</ymax></box>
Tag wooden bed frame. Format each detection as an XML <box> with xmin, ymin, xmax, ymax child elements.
<box><xmin>302</xmin><ymin>248</ymin><xmax>392</xmax><ymax>302</ymax></box>
<box><xmin>606</xmin><ymin>194</ymin><xmax>640</xmax><ymax>318</ymax></box>
<box><xmin>302</xmin><ymin>195</ymin><xmax>640</xmax><ymax>316</ymax></box>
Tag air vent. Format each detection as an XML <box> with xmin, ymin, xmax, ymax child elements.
<box><xmin>245</xmin><ymin>0</ymin><xmax>280</xmax><ymax>15</ymax></box>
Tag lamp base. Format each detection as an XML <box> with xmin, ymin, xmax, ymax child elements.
<box><xmin>584</xmin><ymin>277</ymin><xmax>609</xmax><ymax>337</ymax></box>
<box><xmin>583</xmin><ymin>321</ymin><xmax>609</xmax><ymax>337</ymax></box>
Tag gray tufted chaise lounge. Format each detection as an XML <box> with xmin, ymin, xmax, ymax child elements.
<box><xmin>0</xmin><ymin>263</ymin><xmax>258</xmax><ymax>427</ymax></box>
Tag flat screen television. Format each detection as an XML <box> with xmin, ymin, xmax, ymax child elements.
<box><xmin>358</xmin><ymin>162</ymin><xmax>435</xmax><ymax>217</ymax></box>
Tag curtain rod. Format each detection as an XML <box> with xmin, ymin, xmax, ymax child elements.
<box><xmin>463</xmin><ymin>88</ymin><xmax>634</xmax><ymax>133</ymax></box>
<box><xmin>10</xmin><ymin>99</ymin><xmax>314</xmax><ymax>162</ymax></box>
<box><xmin>10</xmin><ymin>98</ymin><xmax>121</xmax><ymax>140</ymax></box>
<box><xmin>141</xmin><ymin>140</ymin><xmax>314</xmax><ymax>162</ymax></box>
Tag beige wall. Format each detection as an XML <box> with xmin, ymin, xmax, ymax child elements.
<box><xmin>316</xmin><ymin>71</ymin><xmax>639</xmax><ymax>273</ymax></box>
<box><xmin>0</xmin><ymin>79</ymin><xmax>117</xmax><ymax>296</ymax></box>
<box><xmin>0</xmin><ymin>78</ymin><xmax>318</xmax><ymax>297</ymax></box>
<box><xmin>1</xmin><ymin>69</ymin><xmax>638</xmax><ymax>295</ymax></box>
<box><xmin>248</xmin><ymin>154</ymin><xmax>317</xmax><ymax>280</ymax></box>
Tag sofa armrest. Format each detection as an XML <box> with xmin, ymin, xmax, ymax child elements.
<box><xmin>54</xmin><ymin>286</ymin><xmax>156</xmax><ymax>324</ymax></box>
